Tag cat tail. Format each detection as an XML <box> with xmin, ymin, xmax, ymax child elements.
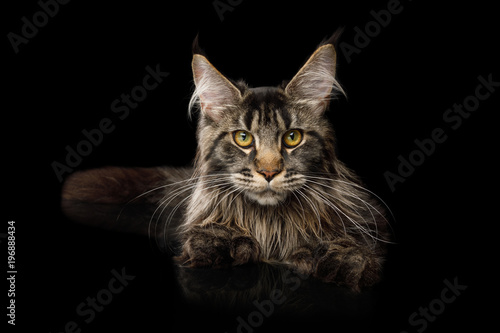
<box><xmin>61</xmin><ymin>166</ymin><xmax>192</xmax><ymax>204</ymax></box>
<box><xmin>61</xmin><ymin>166</ymin><xmax>193</xmax><ymax>245</ymax></box>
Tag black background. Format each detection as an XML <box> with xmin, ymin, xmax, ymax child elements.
<box><xmin>4</xmin><ymin>0</ymin><xmax>498</xmax><ymax>332</ymax></box>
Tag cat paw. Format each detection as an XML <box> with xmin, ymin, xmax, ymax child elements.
<box><xmin>314</xmin><ymin>245</ymin><xmax>380</xmax><ymax>292</ymax></box>
<box><xmin>230</xmin><ymin>235</ymin><xmax>261</xmax><ymax>266</ymax></box>
<box><xmin>288</xmin><ymin>247</ymin><xmax>315</xmax><ymax>276</ymax></box>
<box><xmin>177</xmin><ymin>226</ymin><xmax>233</xmax><ymax>268</ymax></box>
<box><xmin>177</xmin><ymin>226</ymin><xmax>261</xmax><ymax>268</ymax></box>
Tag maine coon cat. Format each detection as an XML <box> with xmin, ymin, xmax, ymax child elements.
<box><xmin>62</xmin><ymin>32</ymin><xmax>390</xmax><ymax>292</ymax></box>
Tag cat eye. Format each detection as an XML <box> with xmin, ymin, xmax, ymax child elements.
<box><xmin>233</xmin><ymin>130</ymin><xmax>254</xmax><ymax>148</ymax></box>
<box><xmin>282</xmin><ymin>129</ymin><xmax>303</xmax><ymax>148</ymax></box>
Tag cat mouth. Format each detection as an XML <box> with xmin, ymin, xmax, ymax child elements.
<box><xmin>233</xmin><ymin>173</ymin><xmax>300</xmax><ymax>205</ymax></box>
<box><xmin>245</xmin><ymin>188</ymin><xmax>287</xmax><ymax>206</ymax></box>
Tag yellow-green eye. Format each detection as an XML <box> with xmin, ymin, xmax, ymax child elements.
<box><xmin>283</xmin><ymin>129</ymin><xmax>303</xmax><ymax>148</ymax></box>
<box><xmin>233</xmin><ymin>130</ymin><xmax>254</xmax><ymax>148</ymax></box>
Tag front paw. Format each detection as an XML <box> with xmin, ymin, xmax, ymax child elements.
<box><xmin>178</xmin><ymin>228</ymin><xmax>233</xmax><ymax>268</ymax></box>
<box><xmin>314</xmin><ymin>245</ymin><xmax>380</xmax><ymax>292</ymax></box>
<box><xmin>288</xmin><ymin>247</ymin><xmax>315</xmax><ymax>276</ymax></box>
<box><xmin>177</xmin><ymin>226</ymin><xmax>260</xmax><ymax>268</ymax></box>
<box><xmin>230</xmin><ymin>235</ymin><xmax>260</xmax><ymax>266</ymax></box>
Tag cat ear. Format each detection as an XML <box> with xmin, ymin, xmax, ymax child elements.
<box><xmin>285</xmin><ymin>43</ymin><xmax>345</xmax><ymax>115</ymax></box>
<box><xmin>190</xmin><ymin>54</ymin><xmax>242</xmax><ymax>122</ymax></box>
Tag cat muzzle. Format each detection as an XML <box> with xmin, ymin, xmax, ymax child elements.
<box><xmin>257</xmin><ymin>169</ymin><xmax>281</xmax><ymax>182</ymax></box>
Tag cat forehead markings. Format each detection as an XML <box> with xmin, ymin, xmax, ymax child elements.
<box><xmin>241</xmin><ymin>87</ymin><xmax>292</xmax><ymax>134</ymax></box>
<box><xmin>243</xmin><ymin>107</ymin><xmax>290</xmax><ymax>146</ymax></box>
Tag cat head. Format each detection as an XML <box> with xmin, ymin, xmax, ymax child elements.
<box><xmin>189</xmin><ymin>34</ymin><xmax>346</xmax><ymax>206</ymax></box>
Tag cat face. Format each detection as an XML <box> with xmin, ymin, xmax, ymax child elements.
<box><xmin>190</xmin><ymin>42</ymin><xmax>344</xmax><ymax>205</ymax></box>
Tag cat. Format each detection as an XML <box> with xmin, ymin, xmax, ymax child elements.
<box><xmin>62</xmin><ymin>31</ymin><xmax>391</xmax><ymax>292</ymax></box>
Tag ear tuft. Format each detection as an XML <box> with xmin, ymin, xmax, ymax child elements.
<box><xmin>189</xmin><ymin>54</ymin><xmax>242</xmax><ymax>122</ymax></box>
<box><xmin>192</xmin><ymin>33</ymin><xmax>206</xmax><ymax>57</ymax></box>
<box><xmin>319</xmin><ymin>27</ymin><xmax>344</xmax><ymax>50</ymax></box>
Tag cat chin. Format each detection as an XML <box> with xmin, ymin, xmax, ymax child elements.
<box><xmin>245</xmin><ymin>190</ymin><xmax>287</xmax><ymax>206</ymax></box>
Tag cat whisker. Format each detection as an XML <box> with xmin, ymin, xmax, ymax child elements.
<box><xmin>302</xmin><ymin>173</ymin><xmax>396</xmax><ymax>239</ymax></box>
<box><xmin>291</xmin><ymin>191</ymin><xmax>307</xmax><ymax>232</ymax></box>
<box><xmin>130</xmin><ymin>173</ymin><xmax>233</xmax><ymax>205</ymax></box>
<box><xmin>303</xmin><ymin>183</ymin><xmax>373</xmax><ymax>245</ymax></box>
<box><xmin>207</xmin><ymin>184</ymin><xmax>241</xmax><ymax>221</ymax></box>
<box><xmin>295</xmin><ymin>188</ymin><xmax>324</xmax><ymax>240</ymax></box>
<box><xmin>304</xmin><ymin>172</ymin><xmax>396</xmax><ymax>224</ymax></box>
<box><xmin>148</xmin><ymin>176</ymin><xmax>235</xmax><ymax>249</ymax></box>
<box><xmin>300</xmin><ymin>184</ymin><xmax>349</xmax><ymax>240</ymax></box>
<box><xmin>204</xmin><ymin>185</ymin><xmax>244</xmax><ymax>237</ymax></box>
<box><xmin>116</xmin><ymin>173</ymin><xmax>236</xmax><ymax>223</ymax></box>
<box><xmin>160</xmin><ymin>178</ymin><xmax>233</xmax><ymax>221</ymax></box>
<box><xmin>303</xmin><ymin>177</ymin><xmax>381</xmax><ymax>235</ymax></box>
<box><xmin>302</xmin><ymin>182</ymin><xmax>387</xmax><ymax>246</ymax></box>
<box><xmin>160</xmin><ymin>178</ymin><xmax>234</xmax><ymax>250</ymax></box>
<box><xmin>150</xmin><ymin>183</ymin><xmax>200</xmax><ymax>249</ymax></box>
<box><xmin>161</xmin><ymin>192</ymin><xmax>194</xmax><ymax>251</ymax></box>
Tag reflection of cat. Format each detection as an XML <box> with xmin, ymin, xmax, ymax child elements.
<box><xmin>175</xmin><ymin>262</ymin><xmax>375</xmax><ymax>320</ymax></box>
<box><xmin>62</xmin><ymin>32</ymin><xmax>391</xmax><ymax>291</ymax></box>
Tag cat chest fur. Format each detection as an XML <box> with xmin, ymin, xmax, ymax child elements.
<box><xmin>183</xmin><ymin>185</ymin><xmax>321</xmax><ymax>261</ymax></box>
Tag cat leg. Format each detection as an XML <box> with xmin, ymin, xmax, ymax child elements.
<box><xmin>288</xmin><ymin>246</ymin><xmax>316</xmax><ymax>276</ymax></box>
<box><xmin>177</xmin><ymin>224</ymin><xmax>260</xmax><ymax>268</ymax></box>
<box><xmin>313</xmin><ymin>238</ymin><xmax>383</xmax><ymax>292</ymax></box>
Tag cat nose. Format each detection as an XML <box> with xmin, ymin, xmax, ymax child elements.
<box><xmin>257</xmin><ymin>169</ymin><xmax>281</xmax><ymax>182</ymax></box>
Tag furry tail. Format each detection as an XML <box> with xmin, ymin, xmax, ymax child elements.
<box><xmin>61</xmin><ymin>166</ymin><xmax>192</xmax><ymax>204</ymax></box>
<box><xmin>61</xmin><ymin>166</ymin><xmax>193</xmax><ymax>241</ymax></box>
